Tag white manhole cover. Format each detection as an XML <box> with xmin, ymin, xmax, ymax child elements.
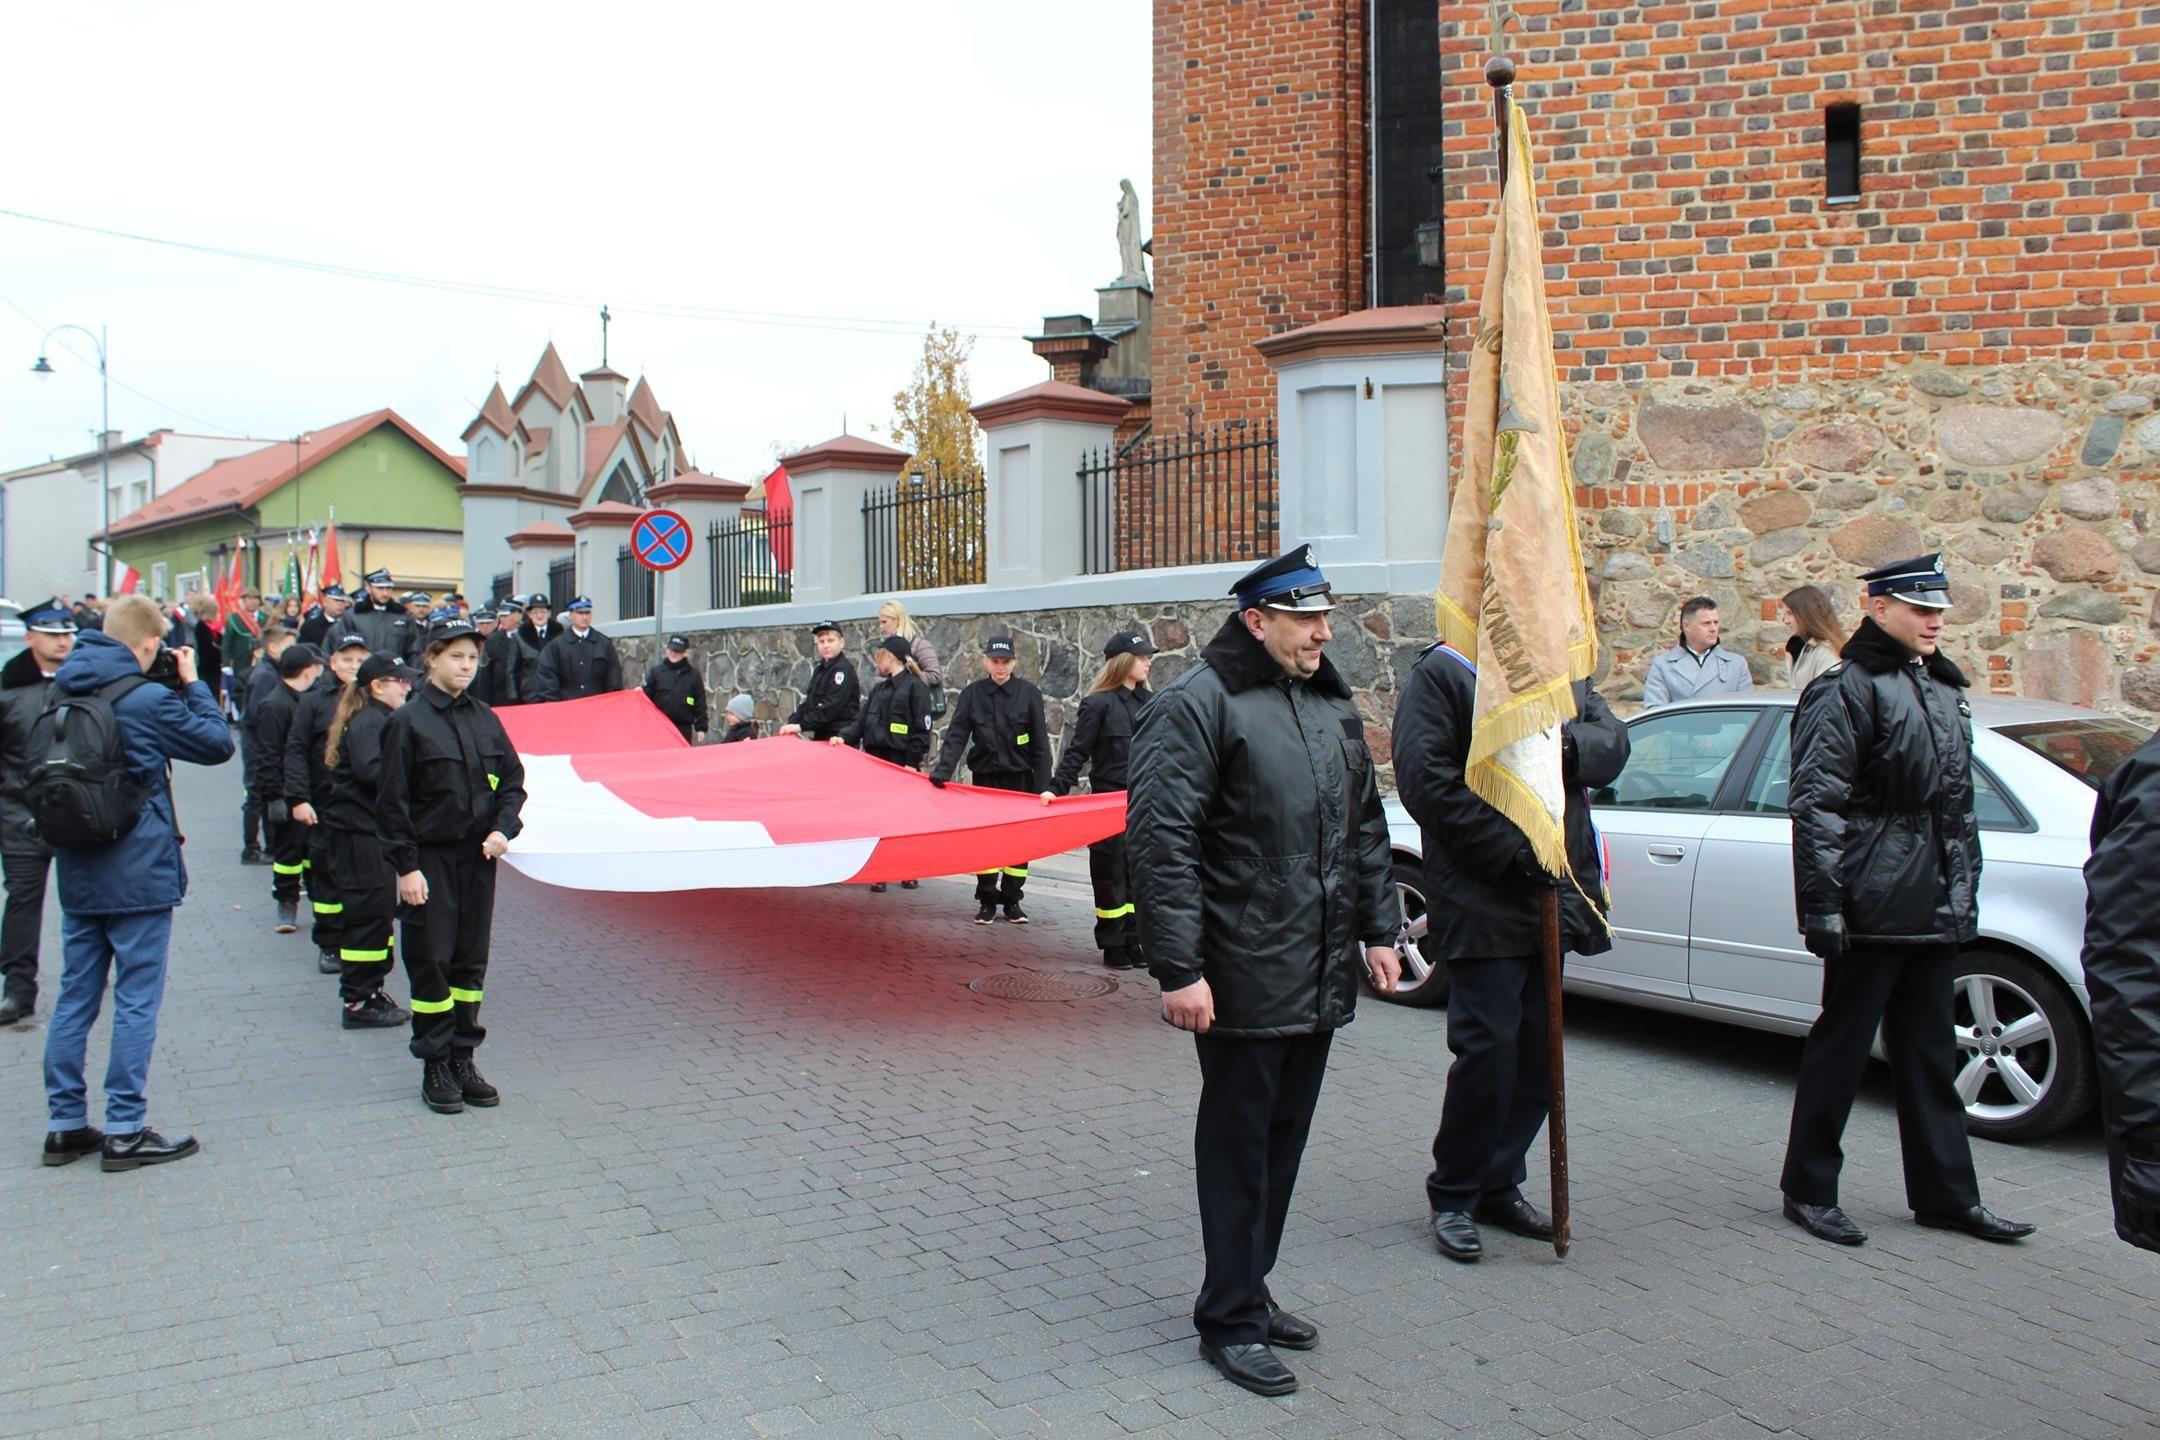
<box><xmin>969</xmin><ymin>970</ymin><xmax>1120</xmax><ymax>1002</ymax></box>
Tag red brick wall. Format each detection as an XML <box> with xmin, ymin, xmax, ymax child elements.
<box><xmin>1435</xmin><ymin>0</ymin><xmax>2160</xmax><ymax>397</ymax></box>
<box><xmin>1152</xmin><ymin>0</ymin><xmax>1369</xmax><ymax>433</ymax></box>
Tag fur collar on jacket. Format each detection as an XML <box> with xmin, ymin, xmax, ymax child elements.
<box><xmin>1</xmin><ymin>648</ymin><xmax>50</xmax><ymax>691</ymax></box>
<box><xmin>1840</xmin><ymin>615</ymin><xmax>1969</xmax><ymax>688</ymax></box>
<box><xmin>1199</xmin><ymin>612</ymin><xmax>1352</xmax><ymax>699</ymax></box>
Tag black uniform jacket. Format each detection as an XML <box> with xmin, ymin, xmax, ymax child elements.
<box><xmin>1790</xmin><ymin>618</ymin><xmax>1981</xmax><ymax>945</ymax></box>
<box><xmin>249</xmin><ymin>683</ymin><xmax>305</xmax><ymax>807</ymax></box>
<box><xmin>481</xmin><ymin>628</ymin><xmax>523</xmax><ymax>706</ymax></box>
<box><xmin>1127</xmin><ymin>614</ymin><xmax>1400</xmax><ymax>1038</ymax></box>
<box><xmin>787</xmin><ymin>653</ymin><xmax>862</xmax><ymax>740</ymax></box>
<box><xmin>644</xmin><ymin>657</ymin><xmax>707</xmax><ymax>734</ymax></box>
<box><xmin>297</xmin><ymin>608</ymin><xmax>334</xmax><ymax>650</ymax></box>
<box><xmin>331</xmin><ymin>596</ymin><xmax>422</xmax><ymax>664</ymax></box>
<box><xmin>512</xmin><ymin>619</ymin><xmax>561</xmax><ymax>700</ymax></box>
<box><xmin>1392</xmin><ymin>645</ymin><xmax>1630</xmax><ymax>960</ymax></box>
<box><xmin>1048</xmin><ymin>684</ymin><xmax>1151</xmax><ymax>795</ymax></box>
<box><xmin>531</xmin><ymin>626</ymin><xmax>623</xmax><ymax>702</ymax></box>
<box><xmin>2083</xmin><ymin>728</ymin><xmax>2160</xmax><ymax>1252</ymax></box>
<box><xmin>283</xmin><ymin>672</ymin><xmax>345</xmax><ymax>806</ymax></box>
<box><xmin>841</xmin><ymin>670</ymin><xmax>932</xmax><ymax>766</ymax></box>
<box><xmin>376</xmin><ymin>683</ymin><xmax>526</xmax><ymax>875</ymax></box>
<box><xmin>932</xmin><ymin>676</ymin><xmax>1050</xmax><ymax>789</ymax></box>
<box><xmin>323</xmin><ymin>701</ymin><xmax>395</xmax><ymax>834</ymax></box>
<box><xmin>0</xmin><ymin>649</ymin><xmax>57</xmax><ymax>856</ymax></box>
<box><xmin>244</xmin><ymin>658</ymin><xmax>281</xmax><ymax>719</ymax></box>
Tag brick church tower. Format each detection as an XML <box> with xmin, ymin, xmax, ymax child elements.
<box><xmin>1151</xmin><ymin>0</ymin><xmax>2160</xmax><ymax>713</ymax></box>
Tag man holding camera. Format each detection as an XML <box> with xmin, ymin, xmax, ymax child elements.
<box><xmin>40</xmin><ymin>594</ymin><xmax>235</xmax><ymax>1171</ymax></box>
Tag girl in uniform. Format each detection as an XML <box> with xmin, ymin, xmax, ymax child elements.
<box><xmin>833</xmin><ymin>635</ymin><xmax>933</xmax><ymax>893</ymax></box>
<box><xmin>376</xmin><ymin>620</ymin><xmax>526</xmax><ymax>1115</ymax></box>
<box><xmin>322</xmin><ymin>654</ymin><xmax>414</xmax><ymax>1030</ymax></box>
<box><xmin>1042</xmin><ymin>631</ymin><xmax>1156</xmax><ymax>969</ymax></box>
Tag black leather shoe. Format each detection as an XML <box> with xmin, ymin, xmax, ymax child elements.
<box><xmin>317</xmin><ymin>947</ymin><xmax>341</xmax><ymax>974</ymax></box>
<box><xmin>1915</xmin><ymin>1205</ymin><xmax>2036</xmax><ymax>1242</ymax></box>
<box><xmin>1432</xmin><ymin>1210</ymin><xmax>1483</xmax><ymax>1262</ymax></box>
<box><xmin>1474</xmin><ymin>1197</ymin><xmax>1556</xmax><ymax>1241</ymax></box>
<box><xmin>900</xmin><ymin>879</ymin><xmax>920</xmax><ymax>890</ymax></box>
<box><xmin>1265</xmin><ymin>1303</ymin><xmax>1317</xmax><ymax>1351</ymax></box>
<box><xmin>241</xmin><ymin>847</ymin><xmax>268</xmax><ymax>866</ymax></box>
<box><xmin>421</xmin><ymin>1058</ymin><xmax>465</xmax><ymax>1114</ymax></box>
<box><xmin>101</xmin><ymin>1128</ymin><xmax>199</xmax><ymax>1172</ymax></box>
<box><xmin>0</xmin><ymin>996</ymin><xmax>31</xmax><ymax>1026</ymax></box>
<box><xmin>1199</xmin><ymin>1341</ymin><xmax>1297</xmax><ymax>1396</ymax></box>
<box><xmin>450</xmin><ymin>1052</ymin><xmax>500</xmax><ymax>1107</ymax></box>
<box><xmin>42</xmin><ymin>1127</ymin><xmax>102</xmax><ymax>1167</ymax></box>
<box><xmin>1783</xmin><ymin>1197</ymin><xmax>1868</xmax><ymax>1246</ymax></box>
<box><xmin>869</xmin><ymin>882</ymin><xmax>888</xmax><ymax>893</ymax></box>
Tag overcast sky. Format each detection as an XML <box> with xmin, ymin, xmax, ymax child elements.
<box><xmin>0</xmin><ymin>1</ymin><xmax>1151</xmax><ymax>482</ymax></box>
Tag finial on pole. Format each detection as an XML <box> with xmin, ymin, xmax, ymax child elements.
<box><xmin>1485</xmin><ymin>55</ymin><xmax>1517</xmax><ymax>90</ymax></box>
<box><xmin>1487</xmin><ymin>55</ymin><xmax>1517</xmax><ymax>191</ymax></box>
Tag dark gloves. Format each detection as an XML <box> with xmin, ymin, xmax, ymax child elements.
<box><xmin>928</xmin><ymin>774</ymin><xmax>946</xmax><ymax>789</ymax></box>
<box><xmin>2117</xmin><ymin>1154</ymin><xmax>2160</xmax><ymax>1254</ymax></box>
<box><xmin>1802</xmin><ymin>913</ymin><xmax>1847</xmax><ymax>962</ymax></box>
<box><xmin>265</xmin><ymin>799</ymin><xmax>291</xmax><ymax>825</ymax></box>
<box><xmin>1514</xmin><ymin>841</ymin><xmax>1562</xmax><ymax>888</ymax></box>
<box><xmin>1561</xmin><ymin>729</ymin><xmax>1581</xmax><ymax>786</ymax></box>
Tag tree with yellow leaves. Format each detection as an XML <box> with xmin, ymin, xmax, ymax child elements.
<box><xmin>879</xmin><ymin>325</ymin><xmax>985</xmax><ymax>589</ymax></box>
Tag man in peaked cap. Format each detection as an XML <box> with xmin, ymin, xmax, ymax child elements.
<box><xmin>528</xmin><ymin>597</ymin><xmax>622</xmax><ymax>702</ymax></box>
<box><xmin>333</xmin><ymin>569</ymin><xmax>423</xmax><ymax>665</ymax></box>
<box><xmin>297</xmin><ymin>583</ymin><xmax>349</xmax><ymax>650</ymax></box>
<box><xmin>1780</xmin><ymin>553</ymin><xmax>2034</xmax><ymax>1248</ymax></box>
<box><xmin>0</xmin><ymin>601</ymin><xmax>80</xmax><ymax>1022</ymax></box>
<box><xmin>1124</xmin><ymin>546</ymin><xmax>1401</xmax><ymax>1396</ymax></box>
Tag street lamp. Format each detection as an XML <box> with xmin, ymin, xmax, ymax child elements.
<box><xmin>30</xmin><ymin>325</ymin><xmax>111</xmax><ymax>595</ymax></box>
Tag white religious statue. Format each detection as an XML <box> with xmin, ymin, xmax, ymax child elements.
<box><xmin>1116</xmin><ymin>179</ymin><xmax>1148</xmax><ymax>284</ymax></box>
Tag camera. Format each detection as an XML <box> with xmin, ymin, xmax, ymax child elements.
<box><xmin>146</xmin><ymin>645</ymin><xmax>186</xmax><ymax>693</ymax></box>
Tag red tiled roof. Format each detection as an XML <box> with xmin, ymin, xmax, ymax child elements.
<box><xmin>584</xmin><ymin>421</ymin><xmax>628</xmax><ymax>486</ymax></box>
<box><xmin>520</xmin><ymin>343</ymin><xmax>575</xmax><ymax>410</ymax></box>
<box><xmin>565</xmin><ymin>500</ymin><xmax>645</xmax><ymax>529</ymax></box>
<box><xmin>462</xmin><ymin>382</ymin><xmax>516</xmax><ymax>442</ymax></box>
<box><xmin>778</xmin><ymin>433</ymin><xmax>910</xmax><ymax>472</ymax></box>
<box><xmin>505</xmin><ymin>520</ymin><xmax>575</xmax><ymax>547</ymax></box>
<box><xmin>626</xmin><ymin>376</ymin><xmax>665</xmax><ymax>436</ymax></box>
<box><xmin>106</xmin><ymin>409</ymin><xmax>461</xmax><ymax>539</ymax></box>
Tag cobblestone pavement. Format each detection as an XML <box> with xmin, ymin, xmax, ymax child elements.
<box><xmin>0</xmin><ymin>757</ymin><xmax>2154</xmax><ymax>1440</ymax></box>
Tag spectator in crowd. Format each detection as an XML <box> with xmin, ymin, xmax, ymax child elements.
<box><xmin>224</xmin><ymin>589</ymin><xmax>264</xmax><ymax>709</ymax></box>
<box><xmin>718</xmin><ymin>693</ymin><xmax>758</xmax><ymax>743</ymax></box>
<box><xmin>70</xmin><ymin>596</ymin><xmax>104</xmax><ymax>632</ymax></box>
<box><xmin>41</xmin><ymin>592</ymin><xmax>235</xmax><ymax>1171</ymax></box>
<box><xmin>877</xmin><ymin>600</ymin><xmax>944</xmax><ymax>704</ymax></box>
<box><xmin>190</xmin><ymin>596</ymin><xmax>224</xmax><ymax>706</ymax></box>
<box><xmin>1780</xmin><ymin>585</ymin><xmax>1847</xmax><ymax>693</ymax></box>
<box><xmin>279</xmin><ymin>594</ymin><xmax>304</xmax><ymax>628</ymax></box>
<box><xmin>481</xmin><ymin>596</ymin><xmax>525</xmax><ymax>706</ymax></box>
<box><xmin>1641</xmin><ymin>596</ymin><xmax>1753</xmax><ymax>708</ymax></box>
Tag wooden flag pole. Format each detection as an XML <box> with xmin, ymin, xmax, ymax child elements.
<box><xmin>1487</xmin><ymin>48</ymin><xmax>1573</xmax><ymax>1261</ymax></box>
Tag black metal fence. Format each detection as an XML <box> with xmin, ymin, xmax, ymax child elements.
<box><xmin>547</xmin><ymin>555</ymin><xmax>575</xmax><ymax>612</ymax></box>
<box><xmin>490</xmin><ymin>570</ymin><xmax>513</xmax><ymax>605</ymax></box>
<box><xmin>1077</xmin><ymin>419</ymin><xmax>1279</xmax><ymax>574</ymax></box>
<box><xmin>616</xmin><ymin>545</ymin><xmax>654</xmax><ymax>619</ymax></box>
<box><xmin>863</xmin><ymin>463</ymin><xmax>986</xmax><ymax>593</ymax></box>
<box><xmin>707</xmin><ymin>509</ymin><xmax>793</xmax><ymax>608</ymax></box>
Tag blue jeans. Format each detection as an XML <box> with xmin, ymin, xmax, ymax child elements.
<box><xmin>44</xmin><ymin>909</ymin><xmax>174</xmax><ymax>1134</ymax></box>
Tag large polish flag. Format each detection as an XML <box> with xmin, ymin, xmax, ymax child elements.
<box><xmin>494</xmin><ymin>691</ymin><xmax>1126</xmax><ymax>891</ymax></box>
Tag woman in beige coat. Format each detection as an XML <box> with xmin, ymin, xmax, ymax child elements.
<box><xmin>1781</xmin><ymin>585</ymin><xmax>1847</xmax><ymax>693</ymax></box>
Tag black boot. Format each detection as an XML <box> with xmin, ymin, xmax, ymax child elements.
<box><xmin>421</xmin><ymin>1058</ymin><xmax>465</xmax><ymax>1114</ymax></box>
<box><xmin>449</xmin><ymin>1052</ymin><xmax>499</xmax><ymax>1107</ymax></box>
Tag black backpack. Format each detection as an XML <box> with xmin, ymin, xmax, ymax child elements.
<box><xmin>23</xmin><ymin>676</ymin><xmax>154</xmax><ymax>848</ymax></box>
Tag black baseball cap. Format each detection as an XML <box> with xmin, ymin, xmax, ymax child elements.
<box><xmin>984</xmin><ymin>635</ymin><xmax>1016</xmax><ymax>658</ymax></box>
<box><xmin>356</xmin><ymin>654</ymin><xmax>418</xmax><ymax>688</ymax></box>
<box><xmin>278</xmin><ymin>644</ymin><xmax>324</xmax><ymax>677</ymax></box>
<box><xmin>330</xmin><ymin>632</ymin><xmax>371</xmax><ymax>654</ymax></box>
<box><xmin>878</xmin><ymin>634</ymin><xmax>912</xmax><ymax>662</ymax></box>
<box><xmin>1104</xmin><ymin>631</ymin><xmax>1157</xmax><ymax>658</ymax></box>
<box><xmin>809</xmin><ymin>619</ymin><xmax>843</xmax><ymax>636</ymax></box>
<box><xmin>426</xmin><ymin>618</ymin><xmax>479</xmax><ymax>646</ymax></box>
<box><xmin>667</xmin><ymin>634</ymin><xmax>690</xmax><ymax>651</ymax></box>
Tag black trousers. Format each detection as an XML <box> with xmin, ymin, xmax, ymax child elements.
<box><xmin>239</xmin><ymin>734</ymin><xmax>264</xmax><ymax>851</ymax></box>
<box><xmin>1</xmin><ymin>847</ymin><xmax>51</xmax><ymax>1008</ymax></box>
<box><xmin>1192</xmin><ymin>1029</ymin><xmax>1334</xmax><ymax>1346</ymax></box>
<box><xmin>1088</xmin><ymin>834</ymin><xmax>1140</xmax><ymax>959</ymax></box>
<box><xmin>400</xmin><ymin>842</ymin><xmax>497</xmax><ymax>1061</ymax></box>
<box><xmin>325</xmin><ymin>827</ymin><xmax>397</xmax><ymax>1004</ymax></box>
<box><xmin>971</xmin><ymin>771</ymin><xmax>1031</xmax><ymax>906</ymax></box>
<box><xmin>307</xmin><ymin>826</ymin><xmax>339</xmax><ymax>950</ymax></box>
<box><xmin>1427</xmin><ymin>954</ymin><xmax>1549</xmax><ymax>1214</ymax></box>
<box><xmin>268</xmin><ymin>818</ymin><xmax>309</xmax><ymax>902</ymax></box>
<box><xmin>1781</xmin><ymin>941</ymin><xmax>1982</xmax><ymax>1213</ymax></box>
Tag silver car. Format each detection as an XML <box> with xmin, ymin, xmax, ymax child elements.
<box><xmin>1380</xmin><ymin>692</ymin><xmax>2153</xmax><ymax>1142</ymax></box>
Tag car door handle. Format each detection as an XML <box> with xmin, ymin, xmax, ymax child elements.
<box><xmin>1647</xmin><ymin>844</ymin><xmax>1687</xmax><ymax>863</ymax></box>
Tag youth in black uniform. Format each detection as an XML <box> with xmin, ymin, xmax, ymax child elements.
<box><xmin>1044</xmin><ymin>631</ymin><xmax>1155</xmax><ymax>969</ymax></box>
<box><xmin>377</xmin><ymin>620</ymin><xmax>526</xmax><ymax>1115</ymax></box>
<box><xmin>529</xmin><ymin>596</ymin><xmax>622</xmax><ymax>701</ymax></box>
<box><xmin>238</xmin><ymin>627</ymin><xmax>295</xmax><ymax>863</ymax></box>
<box><xmin>835</xmin><ymin>636</ymin><xmax>932</xmax><ymax>894</ymax></box>
<box><xmin>321</xmin><ymin>655</ymin><xmax>414</xmax><ymax>1029</ymax></box>
<box><xmin>644</xmin><ymin>634</ymin><xmax>707</xmax><ymax>742</ymax></box>
<box><xmin>285</xmin><ymin>634</ymin><xmax>370</xmax><ymax>973</ymax></box>
<box><xmin>1781</xmin><ymin>554</ymin><xmax>2034</xmax><ymax>1247</ymax></box>
<box><xmin>251</xmin><ymin>644</ymin><xmax>324</xmax><ymax>933</ymax></box>
<box><xmin>778</xmin><ymin>621</ymin><xmax>861</xmax><ymax>742</ymax></box>
<box><xmin>930</xmin><ymin>635</ymin><xmax>1050</xmax><ymax>924</ymax></box>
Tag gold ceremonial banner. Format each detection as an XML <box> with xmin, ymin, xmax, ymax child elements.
<box><xmin>1435</xmin><ymin>100</ymin><xmax>1598</xmax><ymax>878</ymax></box>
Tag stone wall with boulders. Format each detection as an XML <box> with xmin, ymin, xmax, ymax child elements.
<box><xmin>616</xmin><ymin>594</ymin><xmax>1437</xmax><ymax>788</ymax></box>
<box><xmin>1570</xmin><ymin>359</ymin><xmax>2160</xmax><ymax>719</ymax></box>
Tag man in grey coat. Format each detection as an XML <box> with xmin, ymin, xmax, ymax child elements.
<box><xmin>1127</xmin><ymin>546</ymin><xmax>1401</xmax><ymax>1398</ymax></box>
<box><xmin>1641</xmin><ymin>596</ymin><xmax>1754</xmax><ymax>708</ymax></box>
